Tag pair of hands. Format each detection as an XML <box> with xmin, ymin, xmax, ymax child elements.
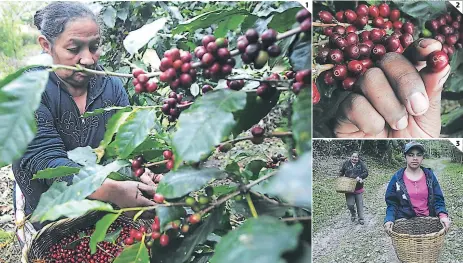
<box><xmin>334</xmin><ymin>38</ymin><xmax>451</xmax><ymax>138</ymax></box>
<box><xmin>104</xmin><ymin>169</ymin><xmax>163</xmax><ymax>218</ymax></box>
<box><xmin>384</xmin><ymin>217</ymin><xmax>451</xmax><ymax>233</ymax></box>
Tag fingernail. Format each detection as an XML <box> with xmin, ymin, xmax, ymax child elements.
<box><xmin>408</xmin><ymin>92</ymin><xmax>429</xmax><ymax>115</ymax></box>
<box><xmin>419</xmin><ymin>39</ymin><xmax>434</xmax><ymax>48</ymax></box>
<box><xmin>396</xmin><ymin>115</ymin><xmax>408</xmax><ymax>130</ymax></box>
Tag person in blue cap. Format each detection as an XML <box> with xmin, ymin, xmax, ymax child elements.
<box><xmin>384</xmin><ymin>141</ymin><xmax>450</xmax><ymax>233</ymax></box>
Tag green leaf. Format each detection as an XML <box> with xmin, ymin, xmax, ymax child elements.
<box><xmin>210</xmin><ymin>216</ymin><xmax>302</xmax><ymax>263</ymax></box>
<box><xmin>173</xmin><ymin>89</ymin><xmax>246</xmax><ymax>164</ymax></box>
<box><xmin>172</xmin><ymin>9</ymin><xmax>251</xmax><ymax>35</ymax></box>
<box><xmin>123</xmin><ymin>18</ymin><xmax>168</xmax><ymax>55</ymax></box>
<box><xmin>231</xmin><ymin>199</ymin><xmax>289</xmax><ymax>218</ymax></box>
<box><xmin>268</xmin><ymin>7</ymin><xmax>300</xmax><ymax>32</ymax></box>
<box><xmin>292</xmin><ymin>89</ymin><xmax>311</xmax><ymax>155</ymax></box>
<box><xmin>90</xmin><ymin>212</ymin><xmax>120</xmax><ymax>254</ymax></box>
<box><xmin>31</xmin><ymin>160</ymin><xmax>129</xmax><ymax>222</ymax></box>
<box><xmin>265</xmin><ymin>153</ymin><xmax>311</xmax><ymax>208</ymax></box>
<box><xmin>99</xmin><ymin>109</ymin><xmax>132</xmax><ymax>149</ymax></box>
<box><xmin>213</xmin><ymin>184</ymin><xmax>238</xmax><ymax>196</ymax></box>
<box><xmin>104</xmin><ymin>227</ymin><xmax>123</xmax><ymax>244</ymax></box>
<box><xmin>112</xmin><ymin>108</ymin><xmax>159</xmax><ymax>159</ymax></box>
<box><xmin>156</xmin><ymin>206</ymin><xmax>186</xmax><ymax>231</ymax></box>
<box><xmin>102</xmin><ymin>6</ymin><xmax>117</xmax><ymax>28</ymax></box>
<box><xmin>68</xmin><ymin>146</ymin><xmax>97</xmax><ymax>166</ymax></box>
<box><xmin>290</xmin><ymin>38</ymin><xmax>311</xmax><ymax>71</ymax></box>
<box><xmin>32</xmin><ymin>166</ymin><xmax>80</xmax><ymax>180</ymax></box>
<box><xmin>445</xmin><ymin>48</ymin><xmax>463</xmax><ymax>93</ymax></box>
<box><xmin>82</xmin><ymin>106</ymin><xmax>131</xmax><ymax>117</ymax></box>
<box><xmin>214</xmin><ymin>15</ymin><xmax>247</xmax><ymax>38</ymax></box>
<box><xmin>0</xmin><ymin>70</ymin><xmax>49</xmax><ymax>167</ymax></box>
<box><xmin>245</xmin><ymin>160</ymin><xmax>267</xmax><ymax>179</ymax></box>
<box><xmin>156</xmin><ymin>167</ymin><xmax>227</xmax><ymax>199</ymax></box>
<box><xmin>113</xmin><ymin>239</ymin><xmax>149</xmax><ymax>263</ymax></box>
<box><xmin>253</xmin><ymin>2</ymin><xmax>301</xmax><ymax>17</ymax></box>
<box><xmin>117</xmin><ymin>8</ymin><xmax>129</xmax><ymax>21</ymax></box>
<box><xmin>394</xmin><ymin>1</ymin><xmax>446</xmax><ymax>22</ymax></box>
<box><xmin>151</xmin><ymin>206</ymin><xmax>225</xmax><ymax>263</ymax></box>
<box><xmin>232</xmin><ymin>92</ymin><xmax>279</xmax><ymax>136</ymax></box>
<box><xmin>40</xmin><ymin>200</ymin><xmax>114</xmax><ymax>223</ymax></box>
<box><xmin>225</xmin><ymin>162</ymin><xmax>241</xmax><ymax>175</ymax></box>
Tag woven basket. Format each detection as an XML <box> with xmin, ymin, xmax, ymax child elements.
<box><xmin>335</xmin><ymin>176</ymin><xmax>357</xmax><ymax>193</ymax></box>
<box><xmin>388</xmin><ymin>217</ymin><xmax>447</xmax><ymax>263</ymax></box>
<box><xmin>22</xmin><ymin>211</ymin><xmax>151</xmax><ymax>263</ymax></box>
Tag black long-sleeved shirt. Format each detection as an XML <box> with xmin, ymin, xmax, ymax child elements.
<box><xmin>339</xmin><ymin>159</ymin><xmax>369</xmax><ymax>190</ymax></box>
<box><xmin>12</xmin><ymin>66</ymin><xmax>129</xmax><ymax>228</ymax></box>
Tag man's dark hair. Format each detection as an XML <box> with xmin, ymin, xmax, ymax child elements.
<box><xmin>34</xmin><ymin>1</ymin><xmax>97</xmax><ymax>44</ymax></box>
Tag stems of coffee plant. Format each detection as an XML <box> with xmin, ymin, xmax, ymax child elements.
<box><xmin>118</xmin><ymin>201</ymin><xmax>186</xmax><ymax>213</ymax></box>
<box><xmin>244</xmin><ymin>87</ymin><xmax>291</xmax><ymax>92</ymax></box>
<box><xmin>313</xmin><ymin>18</ymin><xmax>389</xmax><ymax>28</ymax></box>
<box><xmin>200</xmin><ymin>170</ymin><xmax>278</xmax><ymax>215</ymax></box>
<box><xmin>145</xmin><ymin>160</ymin><xmax>168</xmax><ymax>168</ymax></box>
<box><xmin>245</xmin><ymin>192</ymin><xmax>258</xmax><ymax>218</ymax></box>
<box><xmin>281</xmin><ymin>216</ymin><xmax>311</xmax><ymax>222</ymax></box>
<box><xmin>220</xmin><ymin>131</ymin><xmax>293</xmax><ymax>146</ymax></box>
<box><xmin>49</xmin><ymin>64</ymin><xmax>162</xmax><ymax>78</ymax></box>
<box><xmin>313</xmin><ymin>63</ymin><xmax>335</xmax><ymax>77</ymax></box>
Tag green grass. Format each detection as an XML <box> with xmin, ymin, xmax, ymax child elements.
<box><xmin>438</xmin><ymin>160</ymin><xmax>463</xmax><ymax>227</ymax></box>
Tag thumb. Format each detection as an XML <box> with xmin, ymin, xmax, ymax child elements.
<box><xmin>403</xmin><ymin>38</ymin><xmax>443</xmax><ymax>68</ymax></box>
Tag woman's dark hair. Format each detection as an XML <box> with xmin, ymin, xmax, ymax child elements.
<box><xmin>34</xmin><ymin>2</ymin><xmax>98</xmax><ymax>44</ymax></box>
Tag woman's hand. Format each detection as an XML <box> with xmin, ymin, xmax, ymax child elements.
<box><xmin>440</xmin><ymin>216</ymin><xmax>451</xmax><ymax>231</ymax></box>
<box><xmin>334</xmin><ymin>38</ymin><xmax>451</xmax><ymax>138</ymax></box>
<box><xmin>384</xmin><ymin>221</ymin><xmax>394</xmax><ymax>233</ymax></box>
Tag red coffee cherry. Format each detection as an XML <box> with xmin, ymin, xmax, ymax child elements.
<box><xmin>344</xmin><ymin>9</ymin><xmax>357</xmax><ymax>24</ymax></box>
<box><xmin>160</xmin><ymin>234</ymin><xmax>169</xmax><ymax>247</ymax></box>
<box><xmin>389</xmin><ymin>9</ymin><xmax>400</xmax><ymax>22</ymax></box>
<box><xmin>342</xmin><ymin>77</ymin><xmax>356</xmax><ymax>90</ymax></box>
<box><xmin>386</xmin><ymin>36</ymin><xmax>401</xmax><ymax>52</ymax></box>
<box><xmin>346</xmin><ymin>32</ymin><xmax>359</xmax><ymax>45</ymax></box>
<box><xmin>332</xmin><ymin>64</ymin><xmax>348</xmax><ymax>80</ymax></box>
<box><xmin>426</xmin><ymin>20</ymin><xmax>440</xmax><ymax>32</ymax></box>
<box><xmin>427</xmin><ymin>50</ymin><xmax>449</xmax><ymax>72</ymax></box>
<box><xmin>188</xmin><ymin>213</ymin><xmax>202</xmax><ymax>224</ymax></box>
<box><xmin>347</xmin><ymin>60</ymin><xmax>364</xmax><ymax>75</ymax></box>
<box><xmin>356</xmin><ymin>4</ymin><xmax>369</xmax><ymax>17</ymax></box>
<box><xmin>358</xmin><ymin>43</ymin><xmax>372</xmax><ymax>58</ymax></box>
<box><xmin>360</xmin><ymin>58</ymin><xmax>374</xmax><ymax>69</ymax></box>
<box><xmin>369</xmin><ymin>5</ymin><xmax>380</xmax><ymax>18</ymax></box>
<box><xmin>319</xmin><ymin>11</ymin><xmax>334</xmax><ymax>23</ymax></box>
<box><xmin>344</xmin><ymin>45</ymin><xmax>360</xmax><ymax>60</ymax></box>
<box><xmin>328</xmin><ymin>49</ymin><xmax>344</xmax><ymax>64</ymax></box>
<box><xmin>372</xmin><ymin>44</ymin><xmax>387</xmax><ymax>60</ymax></box>
<box><xmin>399</xmin><ymin>33</ymin><xmax>414</xmax><ymax>48</ymax></box>
<box><xmin>335</xmin><ymin>11</ymin><xmax>345</xmax><ymax>22</ymax></box>
<box><xmin>402</xmin><ymin>22</ymin><xmax>414</xmax><ymax>35</ymax></box>
<box><xmin>355</xmin><ymin>16</ymin><xmax>369</xmax><ymax>28</ymax></box>
<box><xmin>379</xmin><ymin>3</ymin><xmax>390</xmax><ymax>17</ymax></box>
<box><xmin>373</xmin><ymin>17</ymin><xmax>385</xmax><ymax>28</ymax></box>
<box><xmin>296</xmin><ymin>8</ymin><xmax>311</xmax><ymax>23</ymax></box>
<box><xmin>153</xmin><ymin>194</ymin><xmax>165</xmax><ymax>204</ymax></box>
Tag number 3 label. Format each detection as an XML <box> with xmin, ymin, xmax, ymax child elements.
<box><xmin>450</xmin><ymin>1</ymin><xmax>463</xmax><ymax>14</ymax></box>
<box><xmin>449</xmin><ymin>139</ymin><xmax>463</xmax><ymax>152</ymax></box>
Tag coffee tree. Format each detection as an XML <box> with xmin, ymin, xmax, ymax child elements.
<box><xmin>312</xmin><ymin>1</ymin><xmax>463</xmax><ymax>137</ymax></box>
<box><xmin>0</xmin><ymin>2</ymin><xmax>311</xmax><ymax>263</ymax></box>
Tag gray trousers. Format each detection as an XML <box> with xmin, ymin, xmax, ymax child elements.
<box><xmin>345</xmin><ymin>192</ymin><xmax>364</xmax><ymax>220</ymax></box>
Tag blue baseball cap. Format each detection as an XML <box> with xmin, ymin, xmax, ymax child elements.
<box><xmin>404</xmin><ymin>141</ymin><xmax>425</xmax><ymax>154</ymax></box>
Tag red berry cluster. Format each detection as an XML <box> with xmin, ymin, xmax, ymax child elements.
<box><xmin>159</xmin><ymin>48</ymin><xmax>197</xmax><ymax>91</ymax></box>
<box><xmin>194</xmin><ymin>36</ymin><xmax>235</xmax><ymax>80</ymax></box>
<box><xmin>250</xmin><ymin>125</ymin><xmax>265</xmax><ymax>144</ymax></box>
<box><xmin>44</xmin><ymin>220</ymin><xmax>132</xmax><ymax>263</ymax></box>
<box><xmin>132</xmin><ymin>155</ymin><xmax>145</xmax><ymax>177</ymax></box>
<box><xmin>292</xmin><ymin>69</ymin><xmax>311</xmax><ymax>94</ymax></box>
<box><xmin>163</xmin><ymin>150</ymin><xmax>174</xmax><ymax>170</ymax></box>
<box><xmin>237</xmin><ymin>28</ymin><xmax>282</xmax><ymax>69</ymax></box>
<box><xmin>316</xmin><ymin>3</ymin><xmax>415</xmax><ymax>90</ymax></box>
<box><xmin>425</xmin><ymin>12</ymin><xmax>462</xmax><ymax>58</ymax></box>
<box><xmin>132</xmin><ymin>69</ymin><xmax>158</xmax><ymax>93</ymax></box>
<box><xmin>296</xmin><ymin>9</ymin><xmax>312</xmax><ymax>32</ymax></box>
<box><xmin>161</xmin><ymin>92</ymin><xmax>188</xmax><ymax>123</ymax></box>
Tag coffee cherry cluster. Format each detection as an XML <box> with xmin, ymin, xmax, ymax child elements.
<box><xmin>316</xmin><ymin>3</ymin><xmax>415</xmax><ymax>90</ymax></box>
<box><xmin>296</xmin><ymin>8</ymin><xmax>312</xmax><ymax>32</ymax></box>
<box><xmin>132</xmin><ymin>69</ymin><xmax>158</xmax><ymax>94</ymax></box>
<box><xmin>251</xmin><ymin>125</ymin><xmax>265</xmax><ymax>144</ymax></box>
<box><xmin>292</xmin><ymin>69</ymin><xmax>311</xmax><ymax>94</ymax></box>
<box><xmin>43</xmin><ymin>220</ymin><xmax>132</xmax><ymax>263</ymax></box>
<box><xmin>132</xmin><ymin>155</ymin><xmax>145</xmax><ymax>177</ymax></box>
<box><xmin>424</xmin><ymin>11</ymin><xmax>462</xmax><ymax>58</ymax></box>
<box><xmin>162</xmin><ymin>150</ymin><xmax>174</xmax><ymax>170</ymax></box>
<box><xmin>194</xmin><ymin>36</ymin><xmax>235</xmax><ymax>80</ymax></box>
<box><xmin>161</xmin><ymin>92</ymin><xmax>187</xmax><ymax>123</ymax></box>
<box><xmin>159</xmin><ymin>48</ymin><xmax>197</xmax><ymax>91</ymax></box>
<box><xmin>266</xmin><ymin>153</ymin><xmax>287</xmax><ymax>168</ymax></box>
<box><xmin>237</xmin><ymin>28</ymin><xmax>282</xmax><ymax>69</ymax></box>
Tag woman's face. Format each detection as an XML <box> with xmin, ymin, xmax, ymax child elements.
<box><xmin>406</xmin><ymin>148</ymin><xmax>424</xmax><ymax>169</ymax></box>
<box><xmin>42</xmin><ymin>18</ymin><xmax>101</xmax><ymax>88</ymax></box>
<box><xmin>350</xmin><ymin>153</ymin><xmax>359</xmax><ymax>164</ymax></box>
